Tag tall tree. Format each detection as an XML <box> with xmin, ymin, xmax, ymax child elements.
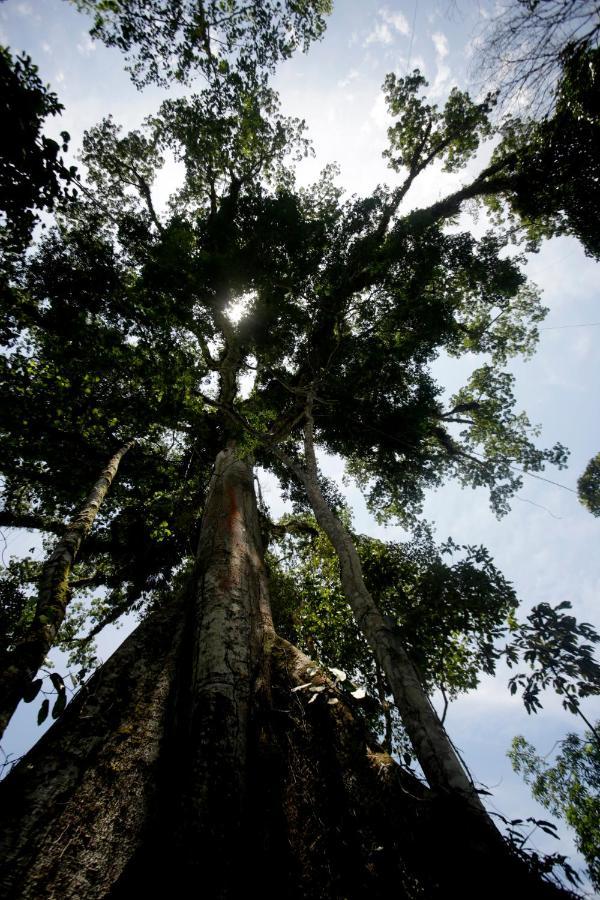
<box><xmin>0</xmin><ymin>6</ymin><xmax>598</xmax><ymax>894</ymax></box>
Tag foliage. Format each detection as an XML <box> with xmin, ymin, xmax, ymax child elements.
<box><xmin>509</xmin><ymin>727</ymin><xmax>600</xmax><ymax>889</ymax></box>
<box><xmin>504</xmin><ymin>602</ymin><xmax>600</xmax><ymax>716</ymax></box>
<box><xmin>0</xmin><ymin>47</ymin><xmax>75</xmax><ymax>259</ymax></box>
<box><xmin>383</xmin><ymin>70</ymin><xmax>494</xmax><ymax>176</ymax></box>
<box><xmin>0</xmin><ymin>53</ymin><xmax>579</xmax><ymax>653</ymax></box>
<box><xmin>70</xmin><ymin>0</ymin><xmax>332</xmax><ymax>86</ymax></box>
<box><xmin>1</xmin><ymin>4</ymin><xmax>598</xmax><ymax>794</ymax></box>
<box><xmin>0</xmin><ymin>558</ymin><xmax>38</xmax><ymax>656</ymax></box>
<box><xmin>577</xmin><ymin>452</ymin><xmax>600</xmax><ymax>517</ymax></box>
<box><xmin>486</xmin><ymin>45</ymin><xmax>600</xmax><ymax>259</ymax></box>
<box><xmin>269</xmin><ymin>518</ymin><xmax>517</xmax><ymax>753</ymax></box>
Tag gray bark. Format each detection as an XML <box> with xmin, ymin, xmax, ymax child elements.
<box><xmin>0</xmin><ymin>441</ymin><xmax>134</xmax><ymax>740</ymax></box>
<box><xmin>0</xmin><ymin>443</ymin><xmax>274</xmax><ymax>897</ymax></box>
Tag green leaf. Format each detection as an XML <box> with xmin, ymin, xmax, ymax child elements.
<box><xmin>23</xmin><ymin>678</ymin><xmax>43</xmax><ymax>703</ymax></box>
<box><xmin>51</xmin><ymin>691</ymin><xmax>67</xmax><ymax>720</ymax></box>
<box><xmin>37</xmin><ymin>698</ymin><xmax>49</xmax><ymax>725</ymax></box>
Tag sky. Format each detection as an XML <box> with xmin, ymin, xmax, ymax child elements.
<box><xmin>1</xmin><ymin>0</ymin><xmax>600</xmax><ymax>892</ymax></box>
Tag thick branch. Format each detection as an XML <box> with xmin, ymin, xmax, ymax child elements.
<box><xmin>131</xmin><ymin>164</ymin><xmax>164</xmax><ymax>235</ymax></box>
<box><xmin>401</xmin><ymin>157</ymin><xmax>519</xmax><ymax>231</ymax></box>
<box><xmin>0</xmin><ymin>511</ymin><xmax>64</xmax><ymax>536</ymax></box>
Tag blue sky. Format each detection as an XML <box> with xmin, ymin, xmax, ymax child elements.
<box><xmin>2</xmin><ymin>0</ymin><xmax>600</xmax><ymax>891</ymax></box>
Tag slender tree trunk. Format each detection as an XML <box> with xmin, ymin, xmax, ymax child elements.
<box><xmin>0</xmin><ymin>441</ymin><xmax>134</xmax><ymax>740</ymax></box>
<box><xmin>276</xmin><ymin>409</ymin><xmax>489</xmax><ymax>818</ymax></box>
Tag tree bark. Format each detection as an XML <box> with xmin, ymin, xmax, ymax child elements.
<box><xmin>163</xmin><ymin>443</ymin><xmax>276</xmax><ymax>886</ymax></box>
<box><xmin>276</xmin><ymin>408</ymin><xmax>489</xmax><ymax>818</ymax></box>
<box><xmin>0</xmin><ymin>589</ymin><xmax>187</xmax><ymax>900</ymax></box>
<box><xmin>0</xmin><ymin>441</ymin><xmax>134</xmax><ymax>740</ymax></box>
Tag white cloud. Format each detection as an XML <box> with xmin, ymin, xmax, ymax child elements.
<box><xmin>465</xmin><ymin>33</ymin><xmax>483</xmax><ymax>61</ymax></box>
<box><xmin>365</xmin><ymin>6</ymin><xmax>410</xmax><ymax>46</ymax></box>
<box><xmin>41</xmin><ymin>42</ymin><xmax>52</xmax><ymax>55</ymax></box>
<box><xmin>76</xmin><ymin>32</ymin><xmax>96</xmax><ymax>56</ymax></box>
<box><xmin>427</xmin><ymin>31</ymin><xmax>451</xmax><ymax>99</ymax></box>
<box><xmin>431</xmin><ymin>63</ymin><xmax>451</xmax><ymax>98</ymax></box>
<box><xmin>55</xmin><ymin>71</ymin><xmax>65</xmax><ymax>84</ymax></box>
<box><xmin>410</xmin><ymin>54</ymin><xmax>427</xmax><ymax>74</ymax></box>
<box><xmin>14</xmin><ymin>1</ymin><xmax>41</xmax><ymax>23</ymax></box>
<box><xmin>381</xmin><ymin>8</ymin><xmax>410</xmax><ymax>36</ymax></box>
<box><xmin>337</xmin><ymin>68</ymin><xmax>359</xmax><ymax>89</ymax></box>
<box><xmin>365</xmin><ymin>22</ymin><xmax>393</xmax><ymax>46</ymax></box>
<box><xmin>431</xmin><ymin>31</ymin><xmax>449</xmax><ymax>59</ymax></box>
<box><xmin>370</xmin><ymin>91</ymin><xmax>391</xmax><ymax>129</ymax></box>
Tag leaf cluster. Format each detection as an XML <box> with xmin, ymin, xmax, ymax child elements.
<box><xmin>70</xmin><ymin>0</ymin><xmax>332</xmax><ymax>86</ymax></box>
<box><xmin>505</xmin><ymin>602</ymin><xmax>600</xmax><ymax>715</ymax></box>
<box><xmin>0</xmin><ymin>47</ymin><xmax>76</xmax><ymax>259</ymax></box>
<box><xmin>510</xmin><ymin>726</ymin><xmax>600</xmax><ymax>889</ymax></box>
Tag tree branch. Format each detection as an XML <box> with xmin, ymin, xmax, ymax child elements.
<box><xmin>0</xmin><ymin>511</ymin><xmax>64</xmax><ymax>536</ymax></box>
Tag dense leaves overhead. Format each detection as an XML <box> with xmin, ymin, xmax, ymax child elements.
<box><xmin>486</xmin><ymin>46</ymin><xmax>600</xmax><ymax>259</ymax></box>
<box><xmin>269</xmin><ymin>520</ymin><xmax>517</xmax><ymax>704</ymax></box>
<box><xmin>70</xmin><ymin>0</ymin><xmax>332</xmax><ymax>86</ymax></box>
<box><xmin>383</xmin><ymin>70</ymin><xmax>495</xmax><ymax>176</ymax></box>
<box><xmin>577</xmin><ymin>452</ymin><xmax>600</xmax><ymax>517</ymax></box>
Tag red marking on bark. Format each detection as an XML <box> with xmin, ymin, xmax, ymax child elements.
<box><xmin>226</xmin><ymin>485</ymin><xmax>239</xmax><ymax>533</ymax></box>
<box><xmin>218</xmin><ymin>484</ymin><xmax>241</xmax><ymax>592</ymax></box>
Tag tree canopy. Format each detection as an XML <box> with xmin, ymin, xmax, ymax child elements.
<box><xmin>1</xmin><ymin>2</ymin><xmax>599</xmax><ymax>893</ymax></box>
<box><xmin>0</xmin><ymin>46</ymin><xmax>75</xmax><ymax>260</ymax></box>
<box><xmin>69</xmin><ymin>0</ymin><xmax>332</xmax><ymax>85</ymax></box>
<box><xmin>578</xmin><ymin>452</ymin><xmax>600</xmax><ymax>517</ymax></box>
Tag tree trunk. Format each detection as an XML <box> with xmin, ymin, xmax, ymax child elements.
<box><xmin>0</xmin><ymin>441</ymin><xmax>134</xmax><ymax>740</ymax></box>
<box><xmin>0</xmin><ymin>446</ymin><xmax>574</xmax><ymax>899</ymax></box>
<box><xmin>276</xmin><ymin>413</ymin><xmax>489</xmax><ymax>817</ymax></box>
<box><xmin>0</xmin><ymin>443</ymin><xmax>275</xmax><ymax>898</ymax></box>
<box><xmin>163</xmin><ymin>443</ymin><xmax>276</xmax><ymax>886</ymax></box>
